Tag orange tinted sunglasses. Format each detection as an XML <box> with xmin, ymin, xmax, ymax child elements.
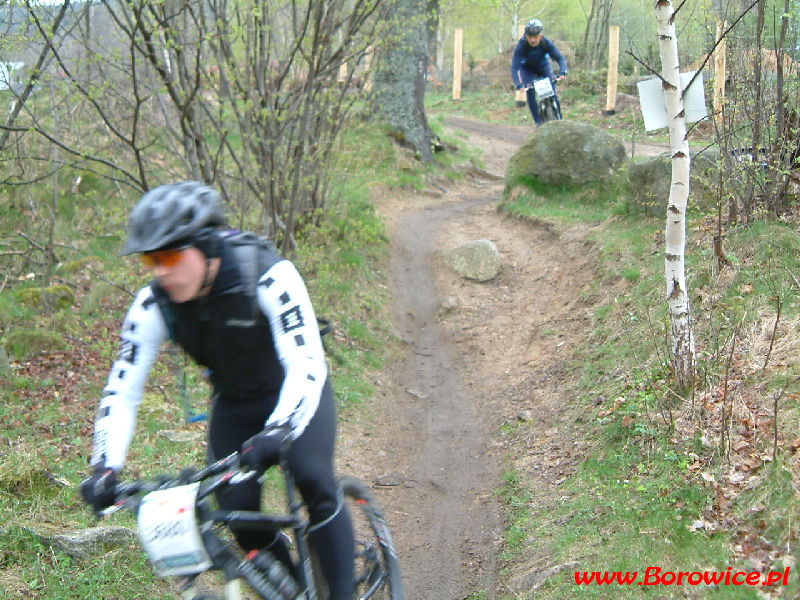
<box><xmin>141</xmin><ymin>246</ymin><xmax>190</xmax><ymax>268</ymax></box>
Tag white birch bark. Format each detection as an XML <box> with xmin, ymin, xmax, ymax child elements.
<box><xmin>655</xmin><ymin>0</ymin><xmax>696</xmax><ymax>389</ymax></box>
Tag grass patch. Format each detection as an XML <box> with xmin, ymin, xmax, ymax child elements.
<box><xmin>0</xmin><ymin>524</ymin><xmax>173</xmax><ymax>599</ymax></box>
<box><xmin>516</xmin><ymin>365</ymin><xmax>778</xmax><ymax>599</ymax></box>
<box><xmin>3</xmin><ymin>328</ymin><xmax>68</xmax><ymax>359</ymax></box>
<box><xmin>498</xmin><ymin>470</ymin><xmax>534</xmax><ymax>561</ymax></box>
<box><xmin>501</xmin><ymin>178</ymin><xmax>621</xmax><ymax>225</ymax></box>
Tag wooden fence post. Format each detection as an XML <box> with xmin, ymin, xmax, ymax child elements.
<box><xmin>515</xmin><ymin>25</ymin><xmax>525</xmax><ymax>106</ymax></box>
<box><xmin>604</xmin><ymin>25</ymin><xmax>620</xmax><ymax>114</ymax></box>
<box><xmin>453</xmin><ymin>28</ymin><xmax>463</xmax><ymax>100</ymax></box>
<box><xmin>713</xmin><ymin>20</ymin><xmax>727</xmax><ymax>122</ymax></box>
<box><xmin>363</xmin><ymin>46</ymin><xmax>374</xmax><ymax>91</ymax></box>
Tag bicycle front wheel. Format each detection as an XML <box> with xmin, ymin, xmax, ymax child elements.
<box><xmin>540</xmin><ymin>98</ymin><xmax>559</xmax><ymax>123</ymax></box>
<box><xmin>340</xmin><ymin>477</ymin><xmax>405</xmax><ymax>600</ymax></box>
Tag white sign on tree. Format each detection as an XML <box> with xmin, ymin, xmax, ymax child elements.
<box><xmin>637</xmin><ymin>71</ymin><xmax>708</xmax><ymax>131</ymax></box>
<box><xmin>0</xmin><ymin>62</ymin><xmax>24</xmax><ymax>91</ymax></box>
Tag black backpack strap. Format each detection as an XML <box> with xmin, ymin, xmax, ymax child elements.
<box><xmin>149</xmin><ymin>282</ymin><xmax>177</xmax><ymax>342</ymax></box>
<box><xmin>222</xmin><ymin>231</ymin><xmax>333</xmax><ymax>345</ymax></box>
<box><xmin>317</xmin><ymin>317</ymin><xmax>331</xmax><ymax>337</ymax></box>
<box><xmin>223</xmin><ymin>231</ymin><xmax>274</xmax><ymax>325</ymax></box>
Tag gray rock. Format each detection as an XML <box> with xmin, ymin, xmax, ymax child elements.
<box><xmin>442</xmin><ymin>239</ymin><xmax>501</xmax><ymax>282</ymax></box>
<box><xmin>374</xmin><ymin>471</ymin><xmax>405</xmax><ymax>487</ymax></box>
<box><xmin>517</xmin><ymin>410</ymin><xmax>533</xmax><ymax>422</ymax></box>
<box><xmin>40</xmin><ymin>525</ymin><xmax>136</xmax><ymax>559</ymax></box>
<box><xmin>608</xmin><ymin>92</ymin><xmax>640</xmax><ymax>113</ymax></box>
<box><xmin>506</xmin><ymin>121</ymin><xmax>627</xmax><ymax>187</ymax></box>
<box><xmin>159</xmin><ymin>429</ymin><xmax>204</xmax><ymax>443</ymax></box>
<box><xmin>625</xmin><ymin>148</ymin><xmax>721</xmax><ymax>216</ymax></box>
<box><xmin>625</xmin><ymin>154</ymin><xmax>671</xmax><ymax>215</ymax></box>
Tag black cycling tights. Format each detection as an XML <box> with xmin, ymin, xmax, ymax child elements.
<box><xmin>209</xmin><ymin>379</ymin><xmax>355</xmax><ymax>600</ymax></box>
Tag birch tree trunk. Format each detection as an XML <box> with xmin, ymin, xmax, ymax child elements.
<box><xmin>655</xmin><ymin>0</ymin><xmax>696</xmax><ymax>390</ymax></box>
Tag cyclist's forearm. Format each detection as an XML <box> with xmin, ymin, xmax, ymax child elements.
<box><xmin>90</xmin><ymin>286</ymin><xmax>166</xmax><ymax>470</ymax></box>
<box><xmin>91</xmin><ymin>395</ymin><xmax>138</xmax><ymax>470</ymax></box>
<box><xmin>256</xmin><ymin>260</ymin><xmax>327</xmax><ymax>439</ymax></box>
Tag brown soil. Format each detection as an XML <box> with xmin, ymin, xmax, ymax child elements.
<box><xmin>338</xmin><ymin>117</ymin><xmax>664</xmax><ymax>599</ymax></box>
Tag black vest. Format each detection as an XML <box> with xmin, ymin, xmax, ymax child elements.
<box><xmin>151</xmin><ymin>234</ymin><xmax>285</xmax><ymax>402</ymax></box>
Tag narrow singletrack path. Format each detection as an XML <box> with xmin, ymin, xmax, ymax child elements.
<box><xmin>385</xmin><ymin>194</ymin><xmax>503</xmax><ymax>599</ymax></box>
<box><xmin>341</xmin><ymin>115</ymin><xmax>629</xmax><ymax>599</ymax></box>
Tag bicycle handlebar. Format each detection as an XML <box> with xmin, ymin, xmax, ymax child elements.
<box><xmin>100</xmin><ymin>452</ymin><xmax>258</xmax><ymax>516</ymax></box>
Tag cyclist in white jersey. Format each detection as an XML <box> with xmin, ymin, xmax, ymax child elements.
<box><xmin>80</xmin><ymin>181</ymin><xmax>354</xmax><ymax>599</ymax></box>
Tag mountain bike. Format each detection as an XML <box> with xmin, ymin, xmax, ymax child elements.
<box><xmin>524</xmin><ymin>76</ymin><xmax>564</xmax><ymax>123</ymax></box>
<box><xmin>101</xmin><ymin>450</ymin><xmax>404</xmax><ymax>600</ymax></box>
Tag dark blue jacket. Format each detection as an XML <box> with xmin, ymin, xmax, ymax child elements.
<box><xmin>510</xmin><ymin>36</ymin><xmax>568</xmax><ymax>87</ymax></box>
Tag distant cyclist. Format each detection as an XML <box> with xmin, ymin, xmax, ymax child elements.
<box><xmin>510</xmin><ymin>18</ymin><xmax>568</xmax><ymax>126</ymax></box>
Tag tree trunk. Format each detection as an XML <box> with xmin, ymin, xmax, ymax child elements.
<box><xmin>769</xmin><ymin>0</ymin><xmax>791</xmax><ymax>215</ymax></box>
<box><xmin>742</xmin><ymin>0</ymin><xmax>766</xmax><ymax>220</ymax></box>
<box><xmin>580</xmin><ymin>0</ymin><xmax>599</xmax><ymax>67</ymax></box>
<box><xmin>372</xmin><ymin>0</ymin><xmax>437</xmax><ymax>162</ymax></box>
<box><xmin>580</xmin><ymin>0</ymin><xmax>614</xmax><ymax>69</ymax></box>
<box><xmin>655</xmin><ymin>0</ymin><xmax>696</xmax><ymax>390</ymax></box>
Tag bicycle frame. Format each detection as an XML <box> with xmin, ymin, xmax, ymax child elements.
<box><xmin>193</xmin><ymin>453</ymin><xmax>322</xmax><ymax>600</ymax></box>
<box><xmin>111</xmin><ymin>451</ymin><xmax>322</xmax><ymax>600</ymax></box>
<box><xmin>522</xmin><ymin>76</ymin><xmax>562</xmax><ymax>124</ymax></box>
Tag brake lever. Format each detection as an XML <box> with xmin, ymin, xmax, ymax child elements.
<box><xmin>230</xmin><ymin>470</ymin><xmax>259</xmax><ymax>485</ymax></box>
<box><xmin>99</xmin><ymin>497</ymin><xmax>129</xmax><ymax>517</ymax></box>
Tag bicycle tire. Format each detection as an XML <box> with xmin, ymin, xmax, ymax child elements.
<box><xmin>340</xmin><ymin>476</ymin><xmax>405</xmax><ymax>600</ymax></box>
<box><xmin>552</xmin><ymin>98</ymin><xmax>563</xmax><ymax>121</ymax></box>
<box><xmin>540</xmin><ymin>98</ymin><xmax>559</xmax><ymax>123</ymax></box>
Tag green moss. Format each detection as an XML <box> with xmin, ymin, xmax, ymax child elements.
<box><xmin>0</xmin><ymin>452</ymin><xmax>54</xmax><ymax>498</ymax></box>
<box><xmin>56</xmin><ymin>256</ymin><xmax>94</xmax><ymax>274</ymax></box>
<box><xmin>14</xmin><ymin>285</ymin><xmax>75</xmax><ymax>310</ymax></box>
<box><xmin>3</xmin><ymin>328</ymin><xmax>67</xmax><ymax>359</ymax></box>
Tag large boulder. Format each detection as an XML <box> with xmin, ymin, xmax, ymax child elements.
<box><xmin>625</xmin><ymin>148</ymin><xmax>721</xmax><ymax>216</ymax></box>
<box><xmin>506</xmin><ymin>121</ymin><xmax>627</xmax><ymax>187</ymax></box>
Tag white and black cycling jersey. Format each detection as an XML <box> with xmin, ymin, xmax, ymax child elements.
<box><xmin>91</xmin><ymin>244</ymin><xmax>328</xmax><ymax>472</ymax></box>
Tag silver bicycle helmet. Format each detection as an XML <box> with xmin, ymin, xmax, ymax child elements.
<box><xmin>123</xmin><ymin>181</ymin><xmax>226</xmax><ymax>255</ymax></box>
<box><xmin>525</xmin><ymin>18</ymin><xmax>543</xmax><ymax>36</ymax></box>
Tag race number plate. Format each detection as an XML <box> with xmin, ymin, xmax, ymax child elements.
<box><xmin>533</xmin><ymin>77</ymin><xmax>554</xmax><ymax>99</ymax></box>
<box><xmin>137</xmin><ymin>483</ymin><xmax>212</xmax><ymax>577</ymax></box>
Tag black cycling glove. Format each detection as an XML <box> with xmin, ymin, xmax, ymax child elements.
<box><xmin>80</xmin><ymin>467</ymin><xmax>117</xmax><ymax>513</ymax></box>
<box><xmin>240</xmin><ymin>423</ymin><xmax>292</xmax><ymax>472</ymax></box>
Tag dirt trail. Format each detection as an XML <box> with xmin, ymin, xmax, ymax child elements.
<box><xmin>389</xmin><ymin>193</ymin><xmax>503</xmax><ymax>598</ymax></box>
<box><xmin>341</xmin><ymin>116</ymin><xmax>640</xmax><ymax>599</ymax></box>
